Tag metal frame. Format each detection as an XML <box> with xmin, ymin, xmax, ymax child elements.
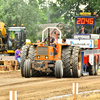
<box><xmin>42</xmin><ymin>27</ymin><xmax>62</xmax><ymax>43</ymax></box>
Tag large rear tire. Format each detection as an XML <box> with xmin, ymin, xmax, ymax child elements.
<box><xmin>28</xmin><ymin>45</ymin><xmax>41</xmax><ymax>77</ymax></box>
<box><xmin>55</xmin><ymin>60</ymin><xmax>63</xmax><ymax>78</ymax></box>
<box><xmin>28</xmin><ymin>45</ymin><xmax>36</xmax><ymax>61</ymax></box>
<box><xmin>72</xmin><ymin>46</ymin><xmax>81</xmax><ymax>78</ymax></box>
<box><xmin>94</xmin><ymin>56</ymin><xmax>99</xmax><ymax>75</ymax></box>
<box><xmin>89</xmin><ymin>56</ymin><xmax>95</xmax><ymax>75</ymax></box>
<box><xmin>61</xmin><ymin>46</ymin><xmax>73</xmax><ymax>77</ymax></box>
<box><xmin>23</xmin><ymin>59</ymin><xmax>32</xmax><ymax>78</ymax></box>
<box><xmin>89</xmin><ymin>65</ymin><xmax>95</xmax><ymax>75</ymax></box>
<box><xmin>20</xmin><ymin>45</ymin><xmax>29</xmax><ymax>77</ymax></box>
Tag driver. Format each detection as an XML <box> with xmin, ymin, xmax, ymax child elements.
<box><xmin>42</xmin><ymin>33</ymin><xmax>56</xmax><ymax>55</ymax></box>
<box><xmin>14</xmin><ymin>34</ymin><xmax>19</xmax><ymax>49</ymax></box>
<box><xmin>79</xmin><ymin>26</ymin><xmax>88</xmax><ymax>34</ymax></box>
<box><xmin>42</xmin><ymin>33</ymin><xmax>56</xmax><ymax>44</ymax></box>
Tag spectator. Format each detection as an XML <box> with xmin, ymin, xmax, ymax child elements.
<box><xmin>37</xmin><ymin>40</ymin><xmax>40</xmax><ymax>43</ymax></box>
<box><xmin>79</xmin><ymin>26</ymin><xmax>88</xmax><ymax>34</ymax></box>
<box><xmin>15</xmin><ymin>46</ymin><xmax>21</xmax><ymax>69</ymax></box>
<box><xmin>36</xmin><ymin>39</ymin><xmax>41</xmax><ymax>46</ymax></box>
<box><xmin>62</xmin><ymin>38</ymin><xmax>66</xmax><ymax>44</ymax></box>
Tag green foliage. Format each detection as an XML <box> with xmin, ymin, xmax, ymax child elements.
<box><xmin>56</xmin><ymin>0</ymin><xmax>100</xmax><ymax>37</ymax></box>
<box><xmin>0</xmin><ymin>0</ymin><xmax>3</xmax><ymax>19</ymax></box>
<box><xmin>49</xmin><ymin>2</ymin><xmax>63</xmax><ymax>23</ymax></box>
<box><xmin>0</xmin><ymin>0</ymin><xmax>40</xmax><ymax>43</ymax></box>
<box><xmin>1</xmin><ymin>0</ymin><xmax>100</xmax><ymax>41</ymax></box>
<box><xmin>37</xmin><ymin>33</ymin><xmax>42</xmax><ymax>42</ymax></box>
<box><xmin>39</xmin><ymin>6</ymin><xmax>48</xmax><ymax>24</ymax></box>
<box><xmin>60</xmin><ymin>21</ymin><xmax>74</xmax><ymax>38</ymax></box>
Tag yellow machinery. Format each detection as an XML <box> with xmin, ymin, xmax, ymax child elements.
<box><xmin>0</xmin><ymin>21</ymin><xmax>27</xmax><ymax>55</ymax></box>
<box><xmin>0</xmin><ymin>22</ymin><xmax>7</xmax><ymax>54</ymax></box>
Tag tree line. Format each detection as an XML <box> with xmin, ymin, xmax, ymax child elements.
<box><xmin>0</xmin><ymin>0</ymin><xmax>100</xmax><ymax>42</ymax></box>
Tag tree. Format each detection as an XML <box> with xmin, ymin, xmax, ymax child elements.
<box><xmin>49</xmin><ymin>2</ymin><xmax>63</xmax><ymax>23</ymax></box>
<box><xmin>0</xmin><ymin>0</ymin><xmax>3</xmax><ymax>19</ymax></box>
<box><xmin>0</xmin><ymin>0</ymin><xmax>40</xmax><ymax>42</ymax></box>
<box><xmin>55</xmin><ymin>0</ymin><xmax>100</xmax><ymax>36</ymax></box>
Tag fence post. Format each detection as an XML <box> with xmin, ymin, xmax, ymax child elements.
<box><xmin>9</xmin><ymin>90</ymin><xmax>17</xmax><ymax>100</ymax></box>
<box><xmin>73</xmin><ymin>82</ymin><xmax>78</xmax><ymax>100</ymax></box>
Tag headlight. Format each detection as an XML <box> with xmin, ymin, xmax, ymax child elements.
<box><xmin>37</xmin><ymin>56</ymin><xmax>40</xmax><ymax>59</ymax></box>
<box><xmin>45</xmin><ymin>56</ymin><xmax>48</xmax><ymax>59</ymax></box>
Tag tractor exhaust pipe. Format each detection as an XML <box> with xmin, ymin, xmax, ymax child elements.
<box><xmin>48</xmin><ymin>28</ymin><xmax>50</xmax><ymax>46</ymax></box>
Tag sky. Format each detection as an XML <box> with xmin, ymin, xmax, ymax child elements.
<box><xmin>46</xmin><ymin>0</ymin><xmax>56</xmax><ymax>3</ymax></box>
<box><xmin>52</xmin><ymin>0</ymin><xmax>56</xmax><ymax>3</ymax></box>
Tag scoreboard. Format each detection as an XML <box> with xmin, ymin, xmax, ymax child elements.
<box><xmin>77</xmin><ymin>18</ymin><xmax>94</xmax><ymax>25</ymax></box>
<box><xmin>75</xmin><ymin>16</ymin><xmax>96</xmax><ymax>26</ymax></box>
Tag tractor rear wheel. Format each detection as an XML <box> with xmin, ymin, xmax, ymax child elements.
<box><xmin>72</xmin><ymin>46</ymin><xmax>81</xmax><ymax>78</ymax></box>
<box><xmin>89</xmin><ymin>56</ymin><xmax>96</xmax><ymax>75</ymax></box>
<box><xmin>28</xmin><ymin>45</ymin><xmax>41</xmax><ymax>77</ymax></box>
<box><xmin>89</xmin><ymin>65</ymin><xmax>95</xmax><ymax>75</ymax></box>
<box><xmin>94</xmin><ymin>56</ymin><xmax>99</xmax><ymax>75</ymax></box>
<box><xmin>28</xmin><ymin>45</ymin><xmax>36</xmax><ymax>61</ymax></box>
<box><xmin>61</xmin><ymin>46</ymin><xmax>73</xmax><ymax>77</ymax></box>
<box><xmin>23</xmin><ymin>59</ymin><xmax>32</xmax><ymax>78</ymax></box>
<box><xmin>55</xmin><ymin>60</ymin><xmax>63</xmax><ymax>78</ymax></box>
<box><xmin>20</xmin><ymin>45</ymin><xmax>29</xmax><ymax>77</ymax></box>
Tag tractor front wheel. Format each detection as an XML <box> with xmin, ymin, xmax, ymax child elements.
<box><xmin>55</xmin><ymin>60</ymin><xmax>63</xmax><ymax>78</ymax></box>
<box><xmin>23</xmin><ymin>59</ymin><xmax>32</xmax><ymax>78</ymax></box>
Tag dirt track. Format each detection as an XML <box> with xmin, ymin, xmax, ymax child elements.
<box><xmin>0</xmin><ymin>71</ymin><xmax>100</xmax><ymax>100</ymax></box>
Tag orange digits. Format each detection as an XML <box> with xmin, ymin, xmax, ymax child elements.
<box><xmin>77</xmin><ymin>18</ymin><xmax>94</xmax><ymax>25</ymax></box>
<box><xmin>77</xmin><ymin>18</ymin><xmax>81</xmax><ymax>24</ymax></box>
<box><xmin>90</xmin><ymin>18</ymin><xmax>94</xmax><ymax>24</ymax></box>
<box><xmin>81</xmin><ymin>18</ymin><xmax>85</xmax><ymax>24</ymax></box>
<box><xmin>86</xmin><ymin>18</ymin><xmax>90</xmax><ymax>24</ymax></box>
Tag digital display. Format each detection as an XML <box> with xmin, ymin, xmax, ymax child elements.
<box><xmin>76</xmin><ymin>18</ymin><xmax>94</xmax><ymax>25</ymax></box>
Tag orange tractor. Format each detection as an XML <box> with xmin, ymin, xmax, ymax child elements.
<box><xmin>21</xmin><ymin>27</ymin><xmax>81</xmax><ymax>78</ymax></box>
